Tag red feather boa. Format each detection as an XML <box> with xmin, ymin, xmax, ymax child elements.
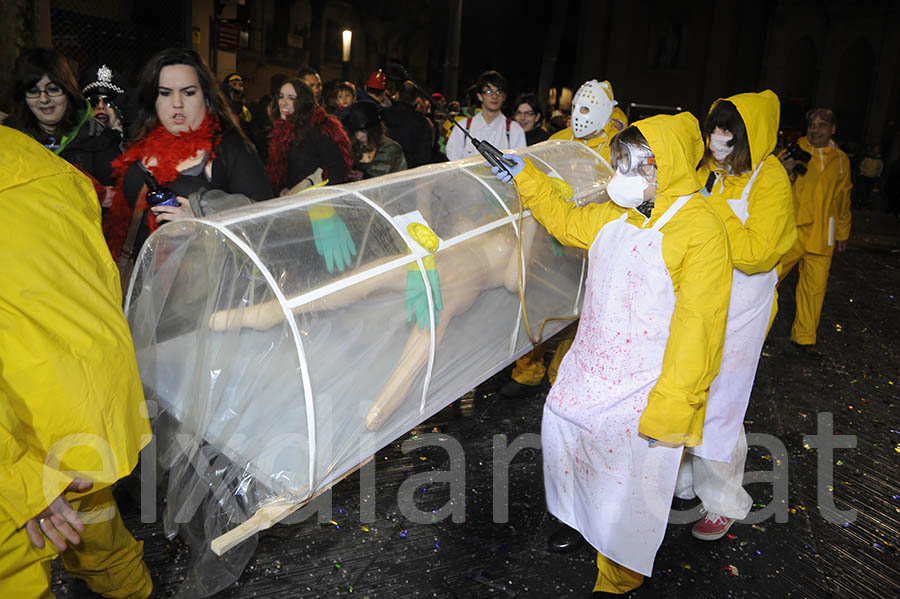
<box><xmin>265</xmin><ymin>107</ymin><xmax>352</xmax><ymax>192</ymax></box>
<box><xmin>104</xmin><ymin>115</ymin><xmax>221</xmax><ymax>259</ymax></box>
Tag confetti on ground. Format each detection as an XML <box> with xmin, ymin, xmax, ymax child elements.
<box><xmin>720</xmin><ymin>564</ymin><xmax>740</xmax><ymax>576</ymax></box>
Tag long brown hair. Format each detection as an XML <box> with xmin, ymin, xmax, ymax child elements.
<box><xmin>702</xmin><ymin>100</ymin><xmax>752</xmax><ymax>174</ymax></box>
<box><xmin>129</xmin><ymin>47</ymin><xmax>249</xmax><ymax>147</ymax></box>
<box><xmin>12</xmin><ymin>48</ymin><xmax>84</xmax><ymax>143</ymax></box>
<box><xmin>277</xmin><ymin>79</ymin><xmax>317</xmax><ymax>146</ymax></box>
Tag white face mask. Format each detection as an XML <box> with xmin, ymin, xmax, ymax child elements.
<box><xmin>606</xmin><ymin>171</ymin><xmax>649</xmax><ymax>208</ymax></box>
<box><xmin>709</xmin><ymin>132</ymin><xmax>734</xmax><ymax>162</ymax></box>
<box><xmin>571</xmin><ymin>80</ymin><xmax>616</xmax><ymax>139</ymax></box>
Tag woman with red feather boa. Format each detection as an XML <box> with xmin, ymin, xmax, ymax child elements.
<box><xmin>107</xmin><ymin>48</ymin><xmax>272</xmax><ymax>266</ymax></box>
<box><xmin>265</xmin><ymin>79</ymin><xmax>353</xmax><ymax>195</ymax></box>
<box><xmin>265</xmin><ymin>78</ymin><xmax>358</xmax><ymax>273</ymax></box>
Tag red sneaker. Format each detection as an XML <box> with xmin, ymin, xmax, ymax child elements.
<box><xmin>691</xmin><ymin>511</ymin><xmax>735</xmax><ymax>540</ymax></box>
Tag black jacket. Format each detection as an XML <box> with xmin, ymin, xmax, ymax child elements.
<box><xmin>382</xmin><ymin>102</ymin><xmax>434</xmax><ymax>169</ymax></box>
<box><xmin>525</xmin><ymin>127</ymin><xmax>550</xmax><ymax>146</ymax></box>
<box><xmin>122</xmin><ymin>127</ymin><xmax>272</xmax><ymax>249</ymax></box>
<box><xmin>122</xmin><ymin>128</ymin><xmax>272</xmax><ymax>208</ymax></box>
<box><xmin>59</xmin><ymin>122</ymin><xmax>122</xmax><ymax>186</ymax></box>
<box><xmin>286</xmin><ymin>125</ymin><xmax>348</xmax><ymax>187</ymax></box>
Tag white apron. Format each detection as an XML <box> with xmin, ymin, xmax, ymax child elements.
<box><xmin>689</xmin><ymin>165</ymin><xmax>777</xmax><ymax>462</ymax></box>
<box><xmin>542</xmin><ymin>195</ymin><xmax>691</xmax><ymax>576</ymax></box>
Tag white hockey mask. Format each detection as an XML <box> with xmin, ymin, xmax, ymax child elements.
<box><xmin>571</xmin><ymin>80</ymin><xmax>617</xmax><ymax>139</ymax></box>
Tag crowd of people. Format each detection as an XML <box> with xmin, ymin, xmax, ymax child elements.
<box><xmin>2</xmin><ymin>45</ymin><xmax>854</xmax><ymax>599</ymax></box>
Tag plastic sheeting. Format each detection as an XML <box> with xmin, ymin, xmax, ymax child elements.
<box><xmin>125</xmin><ymin>140</ymin><xmax>612</xmax><ymax>596</ymax></box>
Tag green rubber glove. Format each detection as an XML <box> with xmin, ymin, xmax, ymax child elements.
<box><xmin>551</xmin><ymin>237</ymin><xmax>566</xmax><ymax>257</ymax></box>
<box><xmin>309</xmin><ymin>205</ymin><xmax>356</xmax><ymax>273</ymax></box>
<box><xmin>406</xmin><ymin>256</ymin><xmax>443</xmax><ymax>329</ymax></box>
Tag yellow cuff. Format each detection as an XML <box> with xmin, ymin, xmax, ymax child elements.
<box><xmin>308</xmin><ymin>204</ymin><xmax>336</xmax><ymax>221</ymax></box>
<box><xmin>638</xmin><ymin>385</ymin><xmax>706</xmax><ymax>447</ymax></box>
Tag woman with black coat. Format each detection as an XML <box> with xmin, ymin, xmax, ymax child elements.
<box><xmin>109</xmin><ymin>48</ymin><xmax>272</xmax><ymax>262</ymax></box>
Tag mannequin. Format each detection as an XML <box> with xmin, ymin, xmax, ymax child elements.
<box><xmin>209</xmin><ymin>215</ymin><xmax>539</xmax><ymax>430</ymax></box>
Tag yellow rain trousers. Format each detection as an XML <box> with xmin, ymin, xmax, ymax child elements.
<box><xmin>512</xmin><ymin>88</ymin><xmax>629</xmax><ymax>387</ymax></box>
<box><xmin>0</xmin><ymin>126</ymin><xmax>152</xmax><ymax>598</ymax></box>
<box><xmin>515</xmin><ymin>112</ymin><xmax>731</xmax><ymax>589</ymax></box>
<box><xmin>594</xmin><ymin>553</ymin><xmax>644</xmax><ymax>594</ymax></box>
<box><xmin>510</xmin><ymin>335</ymin><xmax>575</xmax><ymax>386</ymax></box>
<box><xmin>777</xmin><ymin>136</ymin><xmax>852</xmax><ymax>344</ymax></box>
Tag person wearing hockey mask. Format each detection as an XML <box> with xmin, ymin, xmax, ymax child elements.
<box><xmin>549</xmin><ymin>79</ymin><xmax>627</xmax><ymax>166</ymax></box>
<box><xmin>676</xmin><ymin>91</ymin><xmax>796</xmax><ymax>542</ymax></box>
<box><xmin>492</xmin><ymin>113</ymin><xmax>732</xmax><ymax>596</ymax></box>
<box><xmin>500</xmin><ymin>80</ymin><xmax>627</xmax><ymax>446</ymax></box>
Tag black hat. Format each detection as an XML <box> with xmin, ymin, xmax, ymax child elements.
<box><xmin>80</xmin><ymin>64</ymin><xmax>129</xmax><ymax>103</ymax></box>
<box><xmin>385</xmin><ymin>60</ymin><xmax>410</xmax><ymax>82</ymax></box>
<box><xmin>344</xmin><ymin>102</ymin><xmax>381</xmax><ymax>131</ymax></box>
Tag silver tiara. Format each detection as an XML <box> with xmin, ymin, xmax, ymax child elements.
<box><xmin>82</xmin><ymin>65</ymin><xmax>125</xmax><ymax>95</ymax></box>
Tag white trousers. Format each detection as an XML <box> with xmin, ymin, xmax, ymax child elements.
<box><xmin>675</xmin><ymin>427</ymin><xmax>752</xmax><ymax>520</ymax></box>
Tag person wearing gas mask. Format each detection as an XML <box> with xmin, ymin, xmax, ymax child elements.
<box><xmin>675</xmin><ymin>91</ymin><xmax>796</xmax><ymax>542</ymax></box>
<box><xmin>777</xmin><ymin>108</ymin><xmax>852</xmax><ymax>356</ymax></box>
<box><xmin>549</xmin><ymin>79</ymin><xmax>628</xmax><ymax>166</ymax></box>
<box><xmin>492</xmin><ymin>113</ymin><xmax>732</xmax><ymax>597</ymax></box>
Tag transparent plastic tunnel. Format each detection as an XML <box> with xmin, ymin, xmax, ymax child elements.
<box><xmin>125</xmin><ymin>140</ymin><xmax>613</xmax><ymax>596</ymax></box>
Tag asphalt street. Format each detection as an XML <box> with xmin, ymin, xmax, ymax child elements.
<box><xmin>53</xmin><ymin>230</ymin><xmax>899</xmax><ymax>599</ymax></box>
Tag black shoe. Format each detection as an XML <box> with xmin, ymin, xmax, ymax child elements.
<box><xmin>499</xmin><ymin>380</ymin><xmax>537</xmax><ymax>399</ymax></box>
<box><xmin>548</xmin><ymin>523</ymin><xmax>584</xmax><ymax>553</ymax></box>
<box><xmin>792</xmin><ymin>341</ymin><xmax>823</xmax><ymax>357</ymax></box>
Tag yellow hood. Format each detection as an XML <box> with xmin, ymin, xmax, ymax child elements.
<box><xmin>634</xmin><ymin>112</ymin><xmax>704</xmax><ymax>198</ymax></box>
<box><xmin>601</xmin><ymin>80</ymin><xmax>628</xmax><ymax>127</ymax></box>
<box><xmin>713</xmin><ymin>90</ymin><xmax>780</xmax><ymax>170</ymax></box>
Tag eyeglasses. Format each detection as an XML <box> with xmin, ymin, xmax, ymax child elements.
<box><xmin>25</xmin><ymin>84</ymin><xmax>64</xmax><ymax>99</ymax></box>
<box><xmin>515</xmin><ymin>110</ymin><xmax>536</xmax><ymax>117</ymax></box>
<box><xmin>88</xmin><ymin>94</ymin><xmax>111</xmax><ymax>108</ymax></box>
<box><xmin>481</xmin><ymin>88</ymin><xmax>506</xmax><ymax>96</ymax></box>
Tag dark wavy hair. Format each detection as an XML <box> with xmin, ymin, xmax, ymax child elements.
<box><xmin>129</xmin><ymin>47</ymin><xmax>247</xmax><ymax>146</ymax></box>
<box><xmin>702</xmin><ymin>100</ymin><xmax>752</xmax><ymax>174</ymax></box>
<box><xmin>277</xmin><ymin>79</ymin><xmax>320</xmax><ymax>147</ymax></box>
<box><xmin>12</xmin><ymin>48</ymin><xmax>84</xmax><ymax>142</ymax></box>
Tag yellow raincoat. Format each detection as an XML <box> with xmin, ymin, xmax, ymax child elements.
<box><xmin>700</xmin><ymin>91</ymin><xmax>796</xmax><ymax>274</ymax></box>
<box><xmin>789</xmin><ymin>137</ymin><xmax>852</xmax><ymax>256</ymax></box>
<box><xmin>778</xmin><ymin>135</ymin><xmax>852</xmax><ymax>344</ymax></box>
<box><xmin>0</xmin><ymin>126</ymin><xmax>152</xmax><ymax>598</ymax></box>
<box><xmin>699</xmin><ymin>90</ymin><xmax>797</xmax><ymax>328</ymax></box>
<box><xmin>517</xmin><ymin>112</ymin><xmax>731</xmax><ymax>446</ymax></box>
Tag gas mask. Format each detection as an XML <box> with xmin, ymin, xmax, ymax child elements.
<box><xmin>571</xmin><ymin>80</ymin><xmax>617</xmax><ymax>139</ymax></box>
<box><xmin>608</xmin><ymin>142</ymin><xmax>656</xmax><ymax>209</ymax></box>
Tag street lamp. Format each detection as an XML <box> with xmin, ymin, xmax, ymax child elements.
<box><xmin>342</xmin><ymin>29</ymin><xmax>352</xmax><ymax>81</ymax></box>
